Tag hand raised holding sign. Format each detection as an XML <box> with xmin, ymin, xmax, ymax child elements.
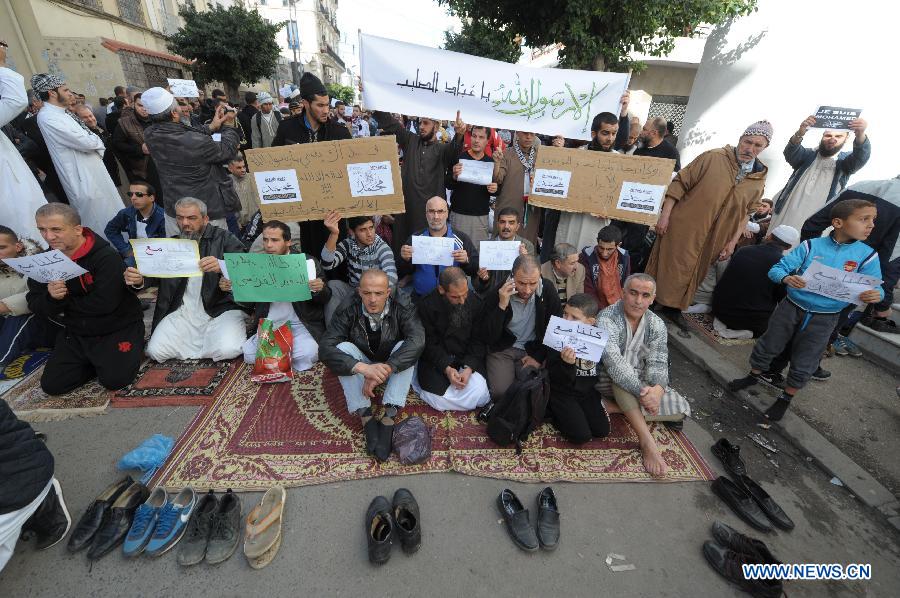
<box><xmin>47</xmin><ymin>280</ymin><xmax>68</xmax><ymax>300</ymax></box>
<box><xmin>199</xmin><ymin>256</ymin><xmax>221</xmax><ymax>274</ymax></box>
<box><xmin>848</xmin><ymin>118</ymin><xmax>868</xmax><ymax>141</ymax></box>
<box><xmin>859</xmin><ymin>289</ymin><xmax>882</xmax><ymax>304</ymax></box>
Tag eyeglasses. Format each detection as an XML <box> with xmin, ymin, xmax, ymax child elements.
<box><xmin>127</xmin><ymin>191</ymin><xmax>149</xmax><ymax>197</ymax></box>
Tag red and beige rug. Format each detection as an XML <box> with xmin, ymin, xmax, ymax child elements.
<box><xmin>1</xmin><ymin>365</ymin><xmax>111</xmax><ymax>422</ymax></box>
<box><xmin>111</xmin><ymin>359</ymin><xmax>239</xmax><ymax>408</ymax></box>
<box><xmin>154</xmin><ymin>363</ymin><xmax>715</xmax><ymax>491</ymax></box>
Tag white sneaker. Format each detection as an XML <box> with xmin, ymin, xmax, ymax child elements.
<box><xmin>713</xmin><ymin>318</ymin><xmax>753</xmax><ymax>339</ymax></box>
<box><xmin>684</xmin><ymin>303</ymin><xmax>712</xmax><ymax>314</ymax></box>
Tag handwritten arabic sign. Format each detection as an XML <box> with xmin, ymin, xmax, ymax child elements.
<box><xmin>223</xmin><ymin>252</ymin><xmax>312</xmax><ymax>303</ymax></box>
<box><xmin>616</xmin><ymin>182</ymin><xmax>666</xmax><ymax>215</ymax></box>
<box><xmin>542</xmin><ymin>315</ymin><xmax>609</xmax><ymax>363</ymax></box>
<box><xmin>412</xmin><ymin>235</ymin><xmax>455</xmax><ymax>266</ymax></box>
<box><xmin>457</xmin><ymin>159</ymin><xmax>494</xmax><ymax>186</ymax></box>
<box><xmin>130</xmin><ymin>239</ymin><xmax>201</xmax><ymax>278</ymax></box>
<box><xmin>532</xmin><ymin>169</ymin><xmax>572</xmax><ymax>198</ymax></box>
<box><xmin>244</xmin><ymin>136</ymin><xmax>404</xmax><ymax>222</ymax></box>
<box><xmin>527</xmin><ymin>146</ymin><xmax>675</xmax><ymax>226</ymax></box>
<box><xmin>167</xmin><ymin>78</ymin><xmax>200</xmax><ymax>98</ymax></box>
<box><xmin>1</xmin><ymin>250</ymin><xmax>88</xmax><ymax>283</ymax></box>
<box><xmin>254</xmin><ymin>169</ymin><xmax>301</xmax><ymax>204</ymax></box>
<box><xmin>813</xmin><ymin>106</ymin><xmax>862</xmax><ymax>130</ymax></box>
<box><xmin>360</xmin><ymin>33</ymin><xmax>629</xmax><ymax>141</ymax></box>
<box><xmin>479</xmin><ymin>241</ymin><xmax>521</xmax><ymax>271</ymax></box>
<box><xmin>801</xmin><ymin>260</ymin><xmax>881</xmax><ymax>306</ymax></box>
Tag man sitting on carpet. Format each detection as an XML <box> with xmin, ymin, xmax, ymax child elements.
<box><xmin>473</xmin><ymin>207</ymin><xmax>535</xmax><ymax>297</ymax></box>
<box><xmin>27</xmin><ymin>204</ymin><xmax>145</xmax><ymax>394</ymax></box>
<box><xmin>413</xmin><ymin>267</ymin><xmax>490</xmax><ymax>411</ymax></box>
<box><xmin>124</xmin><ymin>197</ymin><xmax>246</xmax><ymax>362</ymax></box>
<box><xmin>319</xmin><ymin>269</ymin><xmax>425</xmax><ymax>462</ymax></box>
<box><xmin>540</xmin><ymin>242</ymin><xmax>585</xmax><ymax>307</ymax></box>
<box><xmin>597</xmin><ymin>274</ymin><xmax>691</xmax><ymax>477</ymax></box>
<box><xmin>220</xmin><ymin>220</ymin><xmax>330</xmax><ymax>372</ymax></box>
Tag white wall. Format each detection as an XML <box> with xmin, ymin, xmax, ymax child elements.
<box><xmin>679</xmin><ymin>0</ymin><xmax>896</xmax><ymax>198</ymax></box>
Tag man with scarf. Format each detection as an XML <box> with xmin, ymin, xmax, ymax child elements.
<box><xmin>493</xmin><ymin>131</ymin><xmax>541</xmax><ymax>246</ymax></box>
<box><xmin>581</xmin><ymin>225</ymin><xmax>631</xmax><ymax>310</ymax></box>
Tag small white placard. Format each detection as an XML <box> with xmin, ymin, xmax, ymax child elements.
<box><xmin>531</xmin><ymin>169</ymin><xmax>572</xmax><ymax>198</ymax></box>
<box><xmin>167</xmin><ymin>78</ymin><xmax>200</xmax><ymax>98</ymax></box>
<box><xmin>344</xmin><ymin>106</ymin><xmax>354</xmax><ymax>118</ymax></box>
<box><xmin>1</xmin><ymin>250</ymin><xmax>88</xmax><ymax>283</ymax></box>
<box><xmin>347</xmin><ymin>161</ymin><xmax>394</xmax><ymax>197</ymax></box>
<box><xmin>800</xmin><ymin>260</ymin><xmax>881</xmax><ymax>305</ymax></box>
<box><xmin>254</xmin><ymin>169</ymin><xmax>301</xmax><ymax>204</ymax></box>
<box><xmin>218</xmin><ymin>259</ymin><xmax>230</xmax><ymax>280</ymax></box>
<box><xmin>457</xmin><ymin>159</ymin><xmax>494</xmax><ymax>186</ymax></box>
<box><xmin>479</xmin><ymin>240</ymin><xmax>521</xmax><ymax>271</ymax></box>
<box><xmin>130</xmin><ymin>238</ymin><xmax>202</xmax><ymax>278</ymax></box>
<box><xmin>542</xmin><ymin>315</ymin><xmax>609</xmax><ymax>363</ymax></box>
<box><xmin>411</xmin><ymin>235</ymin><xmax>455</xmax><ymax>266</ymax></box>
<box><xmin>616</xmin><ymin>181</ymin><xmax>666</xmax><ymax>214</ymax></box>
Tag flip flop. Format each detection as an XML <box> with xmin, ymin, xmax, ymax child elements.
<box><xmin>243</xmin><ymin>486</ymin><xmax>286</xmax><ymax>559</ymax></box>
<box><xmin>247</xmin><ymin>530</ymin><xmax>282</xmax><ymax>569</ymax></box>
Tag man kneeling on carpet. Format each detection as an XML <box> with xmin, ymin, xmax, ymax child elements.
<box><xmin>320</xmin><ymin>269</ymin><xmax>425</xmax><ymax>461</ymax></box>
<box><xmin>413</xmin><ymin>266</ymin><xmax>490</xmax><ymax>411</ymax></box>
<box><xmin>124</xmin><ymin>197</ymin><xmax>247</xmax><ymax>362</ymax></box>
<box><xmin>219</xmin><ymin>220</ymin><xmax>330</xmax><ymax>372</ymax></box>
<box><xmin>597</xmin><ymin>274</ymin><xmax>691</xmax><ymax>477</ymax></box>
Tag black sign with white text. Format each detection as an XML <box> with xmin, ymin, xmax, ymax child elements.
<box><xmin>813</xmin><ymin>106</ymin><xmax>862</xmax><ymax>130</ymax></box>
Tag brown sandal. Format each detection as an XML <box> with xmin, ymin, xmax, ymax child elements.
<box><xmin>243</xmin><ymin>486</ymin><xmax>286</xmax><ymax>559</ymax></box>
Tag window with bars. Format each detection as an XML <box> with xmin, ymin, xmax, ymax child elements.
<box><xmin>117</xmin><ymin>0</ymin><xmax>146</xmax><ymax>25</ymax></box>
<box><xmin>647</xmin><ymin>95</ymin><xmax>689</xmax><ymax>136</ymax></box>
<box><xmin>144</xmin><ymin>63</ymin><xmax>183</xmax><ymax>88</ymax></box>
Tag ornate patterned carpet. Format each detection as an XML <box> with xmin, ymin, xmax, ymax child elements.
<box><xmin>1</xmin><ymin>365</ymin><xmax>110</xmax><ymax>422</ymax></box>
<box><xmin>111</xmin><ymin>359</ymin><xmax>239</xmax><ymax>408</ymax></box>
<box><xmin>154</xmin><ymin>363</ymin><xmax>715</xmax><ymax>491</ymax></box>
<box><xmin>682</xmin><ymin>313</ymin><xmax>755</xmax><ymax>346</ymax></box>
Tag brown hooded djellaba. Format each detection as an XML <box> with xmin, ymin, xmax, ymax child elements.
<box><xmin>646</xmin><ymin>145</ymin><xmax>767</xmax><ymax>310</ymax></box>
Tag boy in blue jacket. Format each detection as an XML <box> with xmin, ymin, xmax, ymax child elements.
<box><xmin>103</xmin><ymin>181</ymin><xmax>165</xmax><ymax>266</ymax></box>
<box><xmin>728</xmin><ymin>199</ymin><xmax>882</xmax><ymax>421</ymax></box>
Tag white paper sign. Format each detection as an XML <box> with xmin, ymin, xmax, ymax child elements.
<box><xmin>218</xmin><ymin>259</ymin><xmax>230</xmax><ymax>280</ymax></box>
<box><xmin>130</xmin><ymin>238</ymin><xmax>202</xmax><ymax>278</ymax></box>
<box><xmin>801</xmin><ymin>260</ymin><xmax>882</xmax><ymax>305</ymax></box>
<box><xmin>412</xmin><ymin>235</ymin><xmax>455</xmax><ymax>266</ymax></box>
<box><xmin>1</xmin><ymin>250</ymin><xmax>88</xmax><ymax>283</ymax></box>
<box><xmin>254</xmin><ymin>169</ymin><xmax>302</xmax><ymax>204</ymax></box>
<box><xmin>347</xmin><ymin>161</ymin><xmax>395</xmax><ymax>197</ymax></box>
<box><xmin>542</xmin><ymin>315</ymin><xmax>609</xmax><ymax>362</ymax></box>
<box><xmin>457</xmin><ymin>159</ymin><xmax>494</xmax><ymax>186</ymax></box>
<box><xmin>479</xmin><ymin>240</ymin><xmax>521</xmax><ymax>271</ymax></box>
<box><xmin>306</xmin><ymin>258</ymin><xmax>317</xmax><ymax>280</ymax></box>
<box><xmin>616</xmin><ymin>181</ymin><xmax>666</xmax><ymax>215</ymax></box>
<box><xmin>360</xmin><ymin>33</ymin><xmax>629</xmax><ymax>141</ymax></box>
<box><xmin>344</xmin><ymin>105</ymin><xmax>354</xmax><ymax>118</ymax></box>
<box><xmin>531</xmin><ymin>169</ymin><xmax>572</xmax><ymax>198</ymax></box>
<box><xmin>167</xmin><ymin>78</ymin><xmax>200</xmax><ymax>98</ymax></box>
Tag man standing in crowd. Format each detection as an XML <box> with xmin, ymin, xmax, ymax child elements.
<box><xmin>112</xmin><ymin>94</ymin><xmax>151</xmax><ymax>182</ymax></box>
<box><xmin>237</xmin><ymin>91</ymin><xmax>258</xmax><ymax>151</ymax></box>
<box><xmin>320</xmin><ymin>270</ymin><xmax>425</xmax><ymax>462</ymax></box>
<box><xmin>770</xmin><ymin>115</ymin><xmax>870</xmax><ymax>231</ymax></box>
<box><xmin>413</xmin><ymin>267</ymin><xmax>490</xmax><ymax>411</ymax></box>
<box><xmin>635</xmin><ymin>116</ymin><xmax>681</xmax><ymax>170</ymax></box>
<box><xmin>227</xmin><ymin>155</ymin><xmax>258</xmax><ymax>229</ymax></box>
<box><xmin>250</xmin><ymin>92</ymin><xmax>281</xmax><ymax>149</ymax></box>
<box><xmin>493</xmin><ymin>131</ymin><xmax>541</xmax><ymax>245</ymax></box>
<box><xmin>142</xmin><ymin>87</ymin><xmax>241</xmax><ymax>236</ymax></box>
<box><xmin>647</xmin><ymin>120</ymin><xmax>771</xmax><ymax>312</ymax></box>
<box><xmin>541</xmin><ymin>243</ymin><xmax>585</xmax><ymax>307</ymax></box>
<box><xmin>447</xmin><ymin>125</ymin><xmax>497</xmax><ymax>244</ymax></box>
<box><xmin>30</xmin><ymin>73</ymin><xmax>122</xmax><ymax>238</ymax></box>
<box><xmin>72</xmin><ymin>104</ymin><xmax>121</xmax><ymax>188</ymax></box>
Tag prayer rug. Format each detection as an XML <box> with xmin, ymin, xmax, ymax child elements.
<box><xmin>154</xmin><ymin>363</ymin><xmax>715</xmax><ymax>491</ymax></box>
<box><xmin>1</xmin><ymin>366</ymin><xmax>110</xmax><ymax>422</ymax></box>
<box><xmin>0</xmin><ymin>349</ymin><xmax>52</xmax><ymax>395</ymax></box>
<box><xmin>681</xmin><ymin>313</ymin><xmax>755</xmax><ymax>346</ymax></box>
<box><xmin>111</xmin><ymin>358</ymin><xmax>239</xmax><ymax>408</ymax></box>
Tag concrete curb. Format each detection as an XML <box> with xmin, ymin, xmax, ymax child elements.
<box><xmin>665</xmin><ymin>321</ymin><xmax>900</xmax><ymax>526</ymax></box>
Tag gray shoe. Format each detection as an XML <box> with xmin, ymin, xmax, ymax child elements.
<box><xmin>176</xmin><ymin>490</ymin><xmax>218</xmax><ymax>566</ymax></box>
<box><xmin>205</xmin><ymin>489</ymin><xmax>242</xmax><ymax>565</ymax></box>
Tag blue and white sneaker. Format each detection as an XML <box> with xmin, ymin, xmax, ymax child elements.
<box><xmin>832</xmin><ymin>335</ymin><xmax>863</xmax><ymax>357</ymax></box>
<box><xmin>144</xmin><ymin>487</ymin><xmax>197</xmax><ymax>557</ymax></box>
<box><xmin>123</xmin><ymin>487</ymin><xmax>167</xmax><ymax>558</ymax></box>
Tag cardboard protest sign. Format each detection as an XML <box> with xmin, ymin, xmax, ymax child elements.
<box><xmin>223</xmin><ymin>253</ymin><xmax>312</xmax><ymax>303</ymax></box>
<box><xmin>526</xmin><ymin>145</ymin><xmax>675</xmax><ymax>226</ymax></box>
<box><xmin>244</xmin><ymin>136</ymin><xmax>404</xmax><ymax>222</ymax></box>
<box><xmin>130</xmin><ymin>239</ymin><xmax>201</xmax><ymax>278</ymax></box>
<box><xmin>1</xmin><ymin>250</ymin><xmax>87</xmax><ymax>283</ymax></box>
<box><xmin>542</xmin><ymin>315</ymin><xmax>609</xmax><ymax>362</ymax></box>
<box><xmin>801</xmin><ymin>260</ymin><xmax>881</xmax><ymax>306</ymax></box>
<box><xmin>813</xmin><ymin>106</ymin><xmax>862</xmax><ymax>130</ymax></box>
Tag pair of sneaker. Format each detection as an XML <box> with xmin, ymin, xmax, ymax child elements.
<box><xmin>365</xmin><ymin>488</ymin><xmax>421</xmax><ymax>564</ymax></box>
<box><xmin>124</xmin><ymin>486</ymin><xmax>196</xmax><ymax>558</ymax></box>
<box><xmin>703</xmin><ymin>521</ymin><xmax>783</xmax><ymax>597</ymax></box>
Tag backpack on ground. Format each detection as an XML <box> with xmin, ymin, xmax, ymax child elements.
<box><xmin>486</xmin><ymin>366</ymin><xmax>550</xmax><ymax>454</ymax></box>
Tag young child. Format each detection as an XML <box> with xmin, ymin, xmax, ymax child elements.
<box><xmin>547</xmin><ymin>293</ymin><xmax>611</xmax><ymax>444</ymax></box>
<box><xmin>0</xmin><ymin>226</ymin><xmax>50</xmax><ymax>366</ymax></box>
<box><xmin>728</xmin><ymin>199</ymin><xmax>883</xmax><ymax>421</ymax></box>
<box><xmin>103</xmin><ymin>180</ymin><xmax>165</xmax><ymax>266</ymax></box>
<box><xmin>580</xmin><ymin>225</ymin><xmax>631</xmax><ymax>309</ymax></box>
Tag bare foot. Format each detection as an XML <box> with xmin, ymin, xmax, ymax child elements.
<box><xmin>640</xmin><ymin>441</ymin><xmax>668</xmax><ymax>477</ymax></box>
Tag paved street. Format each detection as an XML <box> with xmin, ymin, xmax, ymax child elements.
<box><xmin>1</xmin><ymin>348</ymin><xmax>898</xmax><ymax>597</ymax></box>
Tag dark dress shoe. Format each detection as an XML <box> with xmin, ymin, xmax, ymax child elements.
<box><xmin>734</xmin><ymin>475</ymin><xmax>795</xmax><ymax>531</ymax></box>
<box><xmin>710</xmin><ymin>477</ymin><xmax>772</xmax><ymax>532</ymax></box>
<box><xmin>364</xmin><ymin>418</ymin><xmax>379</xmax><ymax>456</ymax></box>
<box><xmin>497</xmin><ymin>489</ymin><xmax>538</xmax><ymax>552</ymax></box>
<box><xmin>87</xmin><ymin>482</ymin><xmax>151</xmax><ymax>560</ymax></box>
<box><xmin>703</xmin><ymin>540</ymin><xmax>783</xmax><ymax>598</ymax></box>
<box><xmin>374</xmin><ymin>419</ymin><xmax>393</xmax><ymax>462</ymax></box>
<box><xmin>711</xmin><ymin>438</ymin><xmax>747</xmax><ymax>477</ymax></box>
<box><xmin>536</xmin><ymin>487</ymin><xmax>560</xmax><ymax>551</ymax></box>
<box><xmin>392</xmin><ymin>488</ymin><xmax>421</xmax><ymax>554</ymax></box>
<box><xmin>711</xmin><ymin>521</ymin><xmax>780</xmax><ymax>564</ymax></box>
<box><xmin>366</xmin><ymin>496</ymin><xmax>394</xmax><ymax>565</ymax></box>
<box><xmin>67</xmin><ymin>476</ymin><xmax>133</xmax><ymax>552</ymax></box>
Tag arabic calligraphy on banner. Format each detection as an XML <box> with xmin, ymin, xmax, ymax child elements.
<box><xmin>542</xmin><ymin>315</ymin><xmax>609</xmax><ymax>363</ymax></box>
<box><xmin>244</xmin><ymin>136</ymin><xmax>405</xmax><ymax>222</ymax></box>
<box><xmin>1</xmin><ymin>250</ymin><xmax>88</xmax><ymax>283</ymax></box>
<box><xmin>360</xmin><ymin>34</ymin><xmax>630</xmax><ymax>141</ymax></box>
<box><xmin>223</xmin><ymin>252</ymin><xmax>312</xmax><ymax>303</ymax></box>
<box><xmin>526</xmin><ymin>146</ymin><xmax>675</xmax><ymax>226</ymax></box>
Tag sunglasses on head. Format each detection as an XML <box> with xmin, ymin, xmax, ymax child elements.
<box><xmin>127</xmin><ymin>191</ymin><xmax>149</xmax><ymax>197</ymax></box>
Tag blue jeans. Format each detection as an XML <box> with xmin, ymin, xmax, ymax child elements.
<box><xmin>335</xmin><ymin>341</ymin><xmax>413</xmax><ymax>412</ymax></box>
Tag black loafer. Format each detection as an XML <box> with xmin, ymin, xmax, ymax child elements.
<box><xmin>87</xmin><ymin>482</ymin><xmax>150</xmax><ymax>560</ymax></box>
<box><xmin>535</xmin><ymin>487</ymin><xmax>559</xmax><ymax>551</ymax></box>
<box><xmin>497</xmin><ymin>489</ymin><xmax>538</xmax><ymax>552</ymax></box>
<box><xmin>702</xmin><ymin>540</ymin><xmax>783</xmax><ymax>597</ymax></box>
<box><xmin>67</xmin><ymin>476</ymin><xmax>133</xmax><ymax>552</ymax></box>
<box><xmin>365</xmin><ymin>496</ymin><xmax>394</xmax><ymax>565</ymax></box>
<box><xmin>711</xmin><ymin>520</ymin><xmax>780</xmax><ymax>564</ymax></box>
<box><xmin>734</xmin><ymin>475</ymin><xmax>795</xmax><ymax>531</ymax></box>
<box><xmin>710</xmin><ymin>477</ymin><xmax>772</xmax><ymax>532</ymax></box>
<box><xmin>374</xmin><ymin>419</ymin><xmax>393</xmax><ymax>463</ymax></box>
<box><xmin>392</xmin><ymin>488</ymin><xmax>421</xmax><ymax>554</ymax></box>
<box><xmin>711</xmin><ymin>438</ymin><xmax>747</xmax><ymax>477</ymax></box>
<box><xmin>363</xmin><ymin>418</ymin><xmax>379</xmax><ymax>456</ymax></box>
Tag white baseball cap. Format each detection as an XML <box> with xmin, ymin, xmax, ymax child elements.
<box><xmin>142</xmin><ymin>87</ymin><xmax>175</xmax><ymax>115</ymax></box>
<box><xmin>771</xmin><ymin>225</ymin><xmax>800</xmax><ymax>246</ymax></box>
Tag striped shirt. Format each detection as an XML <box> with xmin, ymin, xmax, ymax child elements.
<box><xmin>321</xmin><ymin>234</ymin><xmax>398</xmax><ymax>287</ymax></box>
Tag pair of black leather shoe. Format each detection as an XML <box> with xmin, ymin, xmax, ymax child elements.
<box><xmin>67</xmin><ymin>476</ymin><xmax>151</xmax><ymax>560</ymax></box>
<box><xmin>364</xmin><ymin>415</ymin><xmax>395</xmax><ymax>462</ymax></box>
<box><xmin>497</xmin><ymin>487</ymin><xmax>559</xmax><ymax>552</ymax></box>
<box><xmin>365</xmin><ymin>488</ymin><xmax>420</xmax><ymax>564</ymax></box>
<box><xmin>703</xmin><ymin>521</ymin><xmax>783</xmax><ymax>597</ymax></box>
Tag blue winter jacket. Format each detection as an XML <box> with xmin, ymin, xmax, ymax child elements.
<box><xmin>768</xmin><ymin>234</ymin><xmax>883</xmax><ymax>313</ymax></box>
<box><xmin>103</xmin><ymin>204</ymin><xmax>166</xmax><ymax>266</ymax></box>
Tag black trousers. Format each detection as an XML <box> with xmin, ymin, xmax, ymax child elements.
<box><xmin>41</xmin><ymin>321</ymin><xmax>145</xmax><ymax>395</ymax></box>
<box><xmin>548</xmin><ymin>390</ymin><xmax>611</xmax><ymax>444</ymax></box>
